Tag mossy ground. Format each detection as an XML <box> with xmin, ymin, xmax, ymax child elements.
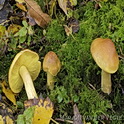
<box><xmin>0</xmin><ymin>0</ymin><xmax>124</xmax><ymax>123</ymax></box>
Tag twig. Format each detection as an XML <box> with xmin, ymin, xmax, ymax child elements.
<box><xmin>118</xmin><ymin>55</ymin><xmax>124</xmax><ymax>59</ymax></box>
<box><xmin>0</xmin><ymin>20</ymin><xmax>10</xmax><ymax>25</ymax></box>
<box><xmin>88</xmin><ymin>83</ymin><xmax>96</xmax><ymax>90</ymax></box>
<box><xmin>55</xmin><ymin>118</ymin><xmax>73</xmax><ymax>123</ymax></box>
<box><xmin>51</xmin><ymin>118</ymin><xmax>60</xmax><ymax>124</ymax></box>
<box><xmin>119</xmin><ymin>46</ymin><xmax>124</xmax><ymax>55</ymax></box>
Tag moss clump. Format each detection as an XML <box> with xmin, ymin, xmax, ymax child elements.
<box><xmin>42</xmin><ymin>0</ymin><xmax>124</xmax><ymax>123</ymax></box>
<box><xmin>49</xmin><ymin>84</ymin><xmax>111</xmax><ymax>123</ymax></box>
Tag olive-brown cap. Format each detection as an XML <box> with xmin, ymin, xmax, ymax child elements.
<box><xmin>90</xmin><ymin>38</ymin><xmax>119</xmax><ymax>73</ymax></box>
<box><xmin>9</xmin><ymin>49</ymin><xmax>41</xmax><ymax>93</ymax></box>
<box><xmin>43</xmin><ymin>51</ymin><xmax>61</xmax><ymax>76</ymax></box>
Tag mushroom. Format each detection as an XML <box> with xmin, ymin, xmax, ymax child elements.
<box><xmin>90</xmin><ymin>38</ymin><xmax>119</xmax><ymax>94</ymax></box>
<box><xmin>43</xmin><ymin>51</ymin><xmax>61</xmax><ymax>90</ymax></box>
<box><xmin>9</xmin><ymin>49</ymin><xmax>41</xmax><ymax>99</ymax></box>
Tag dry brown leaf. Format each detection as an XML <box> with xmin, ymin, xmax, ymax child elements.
<box><xmin>24</xmin><ymin>0</ymin><xmax>51</xmax><ymax>28</ymax></box>
<box><xmin>27</xmin><ymin>14</ymin><xmax>36</xmax><ymax>26</ymax></box>
<box><xmin>1</xmin><ymin>81</ymin><xmax>16</xmax><ymax>105</ymax></box>
<box><xmin>64</xmin><ymin>25</ymin><xmax>72</xmax><ymax>36</ymax></box>
<box><xmin>58</xmin><ymin>0</ymin><xmax>68</xmax><ymax>16</ymax></box>
<box><xmin>67</xmin><ymin>17</ymin><xmax>79</xmax><ymax>33</ymax></box>
<box><xmin>73</xmin><ymin>104</ymin><xmax>83</xmax><ymax>124</ymax></box>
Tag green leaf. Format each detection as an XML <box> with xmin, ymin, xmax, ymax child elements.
<box><xmin>28</xmin><ymin>26</ymin><xmax>34</xmax><ymax>35</ymax></box>
<box><xmin>19</xmin><ymin>36</ymin><xmax>26</xmax><ymax>43</ymax></box>
<box><xmin>17</xmin><ymin>106</ymin><xmax>35</xmax><ymax>124</ymax></box>
<box><xmin>17</xmin><ymin>101</ymin><xmax>24</xmax><ymax>109</ymax></box>
<box><xmin>27</xmin><ymin>36</ymin><xmax>31</xmax><ymax>45</ymax></box>
<box><xmin>17</xmin><ymin>115</ymin><xmax>25</xmax><ymax>124</ymax></box>
<box><xmin>49</xmin><ymin>0</ymin><xmax>56</xmax><ymax>16</ymax></box>
<box><xmin>22</xmin><ymin>20</ymin><xmax>28</xmax><ymax>28</ymax></box>
<box><xmin>9</xmin><ymin>35</ymin><xmax>18</xmax><ymax>50</ymax></box>
<box><xmin>14</xmin><ymin>31</ymin><xmax>19</xmax><ymax>36</ymax></box>
<box><xmin>24</xmin><ymin>107</ymin><xmax>35</xmax><ymax>123</ymax></box>
<box><xmin>71</xmin><ymin>0</ymin><xmax>77</xmax><ymax>6</ymax></box>
<box><xmin>19</xmin><ymin>27</ymin><xmax>27</xmax><ymax>37</ymax></box>
<box><xmin>57</xmin><ymin>94</ymin><xmax>63</xmax><ymax>103</ymax></box>
<box><xmin>73</xmin><ymin>95</ymin><xmax>79</xmax><ymax>102</ymax></box>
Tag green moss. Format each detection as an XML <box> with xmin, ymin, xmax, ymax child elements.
<box><xmin>43</xmin><ymin>0</ymin><xmax>124</xmax><ymax>123</ymax></box>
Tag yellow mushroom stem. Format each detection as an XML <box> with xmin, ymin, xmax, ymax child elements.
<box><xmin>19</xmin><ymin>66</ymin><xmax>38</xmax><ymax>99</ymax></box>
<box><xmin>101</xmin><ymin>70</ymin><xmax>111</xmax><ymax>94</ymax></box>
<box><xmin>47</xmin><ymin>72</ymin><xmax>55</xmax><ymax>90</ymax></box>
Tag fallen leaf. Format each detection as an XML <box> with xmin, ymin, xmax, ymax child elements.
<box><xmin>28</xmin><ymin>25</ymin><xmax>34</xmax><ymax>35</ymax></box>
<box><xmin>26</xmin><ymin>14</ymin><xmax>36</xmax><ymax>26</ymax></box>
<box><xmin>58</xmin><ymin>0</ymin><xmax>77</xmax><ymax>16</ymax></box>
<box><xmin>67</xmin><ymin>17</ymin><xmax>79</xmax><ymax>33</ymax></box>
<box><xmin>0</xmin><ymin>0</ymin><xmax>11</xmax><ymax>24</ymax></box>
<box><xmin>1</xmin><ymin>81</ymin><xmax>16</xmax><ymax>105</ymax></box>
<box><xmin>17</xmin><ymin>107</ymin><xmax>35</xmax><ymax>124</ymax></box>
<box><xmin>70</xmin><ymin>0</ymin><xmax>77</xmax><ymax>6</ymax></box>
<box><xmin>58</xmin><ymin>0</ymin><xmax>68</xmax><ymax>16</ymax></box>
<box><xmin>68</xmin><ymin>0</ymin><xmax>77</xmax><ymax>8</ymax></box>
<box><xmin>0</xmin><ymin>0</ymin><xmax>5</xmax><ymax>10</ymax></box>
<box><xmin>64</xmin><ymin>25</ymin><xmax>72</xmax><ymax>36</ymax></box>
<box><xmin>24</xmin><ymin>98</ymin><xmax>40</xmax><ymax>108</ymax></box>
<box><xmin>24</xmin><ymin>97</ymin><xmax>54</xmax><ymax>124</ymax></box>
<box><xmin>0</xmin><ymin>102</ymin><xmax>14</xmax><ymax>124</ymax></box>
<box><xmin>7</xmin><ymin>24</ymin><xmax>22</xmax><ymax>34</ymax></box>
<box><xmin>15</xmin><ymin>0</ymin><xmax>25</xmax><ymax>4</ymax></box>
<box><xmin>5</xmin><ymin>116</ymin><xmax>14</xmax><ymax>124</ymax></box>
<box><xmin>73</xmin><ymin>104</ymin><xmax>83</xmax><ymax>124</ymax></box>
<box><xmin>0</xmin><ymin>25</ymin><xmax>6</xmax><ymax>37</ymax></box>
<box><xmin>24</xmin><ymin>0</ymin><xmax>51</xmax><ymax>28</ymax></box>
<box><xmin>16</xmin><ymin>115</ymin><xmax>25</xmax><ymax>124</ymax></box>
<box><xmin>0</xmin><ymin>115</ymin><xmax>4</xmax><ymax>124</ymax></box>
<box><xmin>16</xmin><ymin>3</ymin><xmax>27</xmax><ymax>12</ymax></box>
<box><xmin>49</xmin><ymin>0</ymin><xmax>56</xmax><ymax>16</ymax></box>
<box><xmin>33</xmin><ymin>97</ymin><xmax>54</xmax><ymax>124</ymax></box>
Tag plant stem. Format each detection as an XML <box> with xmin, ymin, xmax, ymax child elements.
<box><xmin>47</xmin><ymin>72</ymin><xmax>55</xmax><ymax>90</ymax></box>
<box><xmin>19</xmin><ymin>66</ymin><xmax>38</xmax><ymax>99</ymax></box>
<box><xmin>101</xmin><ymin>70</ymin><xmax>111</xmax><ymax>94</ymax></box>
<box><xmin>55</xmin><ymin>118</ymin><xmax>73</xmax><ymax>123</ymax></box>
<box><xmin>50</xmin><ymin>118</ymin><xmax>59</xmax><ymax>124</ymax></box>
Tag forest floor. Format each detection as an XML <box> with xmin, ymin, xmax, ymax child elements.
<box><xmin>0</xmin><ymin>0</ymin><xmax>124</xmax><ymax>124</ymax></box>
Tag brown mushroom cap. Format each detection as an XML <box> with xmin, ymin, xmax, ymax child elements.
<box><xmin>90</xmin><ymin>38</ymin><xmax>119</xmax><ymax>73</ymax></box>
<box><xmin>43</xmin><ymin>51</ymin><xmax>61</xmax><ymax>76</ymax></box>
<box><xmin>9</xmin><ymin>49</ymin><xmax>41</xmax><ymax>93</ymax></box>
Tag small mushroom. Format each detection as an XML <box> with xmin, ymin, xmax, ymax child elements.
<box><xmin>90</xmin><ymin>38</ymin><xmax>119</xmax><ymax>94</ymax></box>
<box><xmin>43</xmin><ymin>51</ymin><xmax>61</xmax><ymax>90</ymax></box>
<box><xmin>9</xmin><ymin>49</ymin><xmax>41</xmax><ymax>99</ymax></box>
